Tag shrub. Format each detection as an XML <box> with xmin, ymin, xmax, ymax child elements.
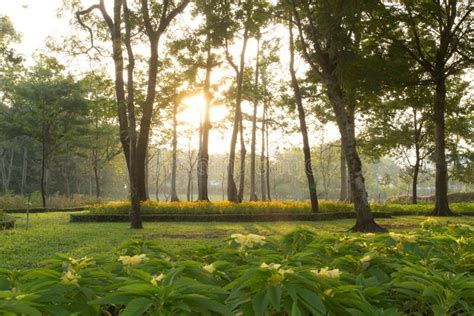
<box><xmin>0</xmin><ymin>192</ymin><xmax>103</xmax><ymax>210</ymax></box>
<box><xmin>87</xmin><ymin>200</ymin><xmax>355</xmax><ymax>215</ymax></box>
<box><xmin>85</xmin><ymin>200</ymin><xmax>474</xmax><ymax>217</ymax></box>
<box><xmin>386</xmin><ymin>192</ymin><xmax>474</xmax><ymax>204</ymax></box>
<box><xmin>0</xmin><ymin>224</ymin><xmax>473</xmax><ymax>315</ymax></box>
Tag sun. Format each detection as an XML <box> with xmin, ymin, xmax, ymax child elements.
<box><xmin>179</xmin><ymin>95</ymin><xmax>228</xmax><ymax>128</ymax></box>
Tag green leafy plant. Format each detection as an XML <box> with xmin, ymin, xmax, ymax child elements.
<box><xmin>0</xmin><ymin>223</ymin><xmax>473</xmax><ymax>315</ymax></box>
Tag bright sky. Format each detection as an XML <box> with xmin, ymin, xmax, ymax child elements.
<box><xmin>1</xmin><ymin>0</ymin><xmax>342</xmax><ymax>155</ymax></box>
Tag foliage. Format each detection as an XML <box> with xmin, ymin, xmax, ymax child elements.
<box><xmin>86</xmin><ymin>200</ymin><xmax>474</xmax><ymax>216</ymax></box>
<box><xmin>386</xmin><ymin>192</ymin><xmax>474</xmax><ymax>204</ymax></box>
<box><xmin>0</xmin><ymin>193</ymin><xmax>103</xmax><ymax>210</ymax></box>
<box><xmin>0</xmin><ymin>223</ymin><xmax>473</xmax><ymax>314</ymax></box>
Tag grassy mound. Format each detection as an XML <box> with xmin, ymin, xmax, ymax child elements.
<box><xmin>1</xmin><ymin>220</ymin><xmax>472</xmax><ymax>315</ymax></box>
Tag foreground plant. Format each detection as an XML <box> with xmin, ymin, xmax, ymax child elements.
<box><xmin>0</xmin><ymin>224</ymin><xmax>473</xmax><ymax>315</ymax></box>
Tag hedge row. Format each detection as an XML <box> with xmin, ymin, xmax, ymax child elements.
<box><xmin>85</xmin><ymin>200</ymin><xmax>474</xmax><ymax>216</ymax></box>
<box><xmin>4</xmin><ymin>206</ymin><xmax>86</xmax><ymax>214</ymax></box>
<box><xmin>386</xmin><ymin>192</ymin><xmax>474</xmax><ymax>204</ymax></box>
<box><xmin>70</xmin><ymin>212</ymin><xmax>394</xmax><ymax>223</ymax></box>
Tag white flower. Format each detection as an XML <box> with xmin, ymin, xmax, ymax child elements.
<box><xmin>67</xmin><ymin>256</ymin><xmax>94</xmax><ymax>272</ymax></box>
<box><xmin>311</xmin><ymin>267</ymin><xmax>341</xmax><ymax>279</ymax></box>
<box><xmin>150</xmin><ymin>273</ymin><xmax>165</xmax><ymax>286</ymax></box>
<box><xmin>260</xmin><ymin>262</ymin><xmax>294</xmax><ymax>283</ymax></box>
<box><xmin>260</xmin><ymin>262</ymin><xmax>281</xmax><ymax>270</ymax></box>
<box><xmin>389</xmin><ymin>232</ymin><xmax>416</xmax><ymax>243</ymax></box>
<box><xmin>118</xmin><ymin>254</ymin><xmax>148</xmax><ymax>271</ymax></box>
<box><xmin>203</xmin><ymin>263</ymin><xmax>216</xmax><ymax>274</ymax></box>
<box><xmin>231</xmin><ymin>233</ymin><xmax>266</xmax><ymax>249</ymax></box>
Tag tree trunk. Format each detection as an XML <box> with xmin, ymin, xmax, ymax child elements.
<box><xmin>431</xmin><ymin>75</ymin><xmax>454</xmax><ymax>215</ymax></box>
<box><xmin>227</xmin><ymin>27</ymin><xmax>249</xmax><ymax>203</ymax></box>
<box><xmin>339</xmin><ymin>145</ymin><xmax>348</xmax><ymax>201</ymax></box>
<box><xmin>21</xmin><ymin>146</ymin><xmax>27</xmax><ymax>195</ymax></box>
<box><xmin>289</xmin><ymin>16</ymin><xmax>318</xmax><ymax>212</ymax></box>
<box><xmin>170</xmin><ymin>102</ymin><xmax>179</xmax><ymax>202</ymax></box>
<box><xmin>265</xmin><ymin>107</ymin><xmax>271</xmax><ymax>201</ymax></box>
<box><xmin>144</xmin><ymin>148</ymin><xmax>150</xmax><ymax>199</ymax></box>
<box><xmin>412</xmin><ymin>160</ymin><xmax>419</xmax><ymax>205</ymax></box>
<box><xmin>260</xmin><ymin>102</ymin><xmax>267</xmax><ymax>201</ymax></box>
<box><xmin>187</xmin><ymin>171</ymin><xmax>191</xmax><ymax>201</ymax></box>
<box><xmin>326</xmin><ymin>82</ymin><xmax>385</xmax><ymax>232</ymax></box>
<box><xmin>41</xmin><ymin>140</ymin><xmax>47</xmax><ymax>208</ymax></box>
<box><xmin>238</xmin><ymin>110</ymin><xmax>247</xmax><ymax>202</ymax></box>
<box><xmin>94</xmin><ymin>164</ymin><xmax>101</xmax><ymax>198</ymax></box>
<box><xmin>249</xmin><ymin>37</ymin><xmax>260</xmax><ymax>201</ymax></box>
<box><xmin>123</xmin><ymin>0</ymin><xmax>142</xmax><ymax>229</ymax></box>
<box><xmin>198</xmin><ymin>46</ymin><xmax>212</xmax><ymax>201</ymax></box>
<box><xmin>135</xmin><ymin>36</ymin><xmax>160</xmax><ymax>203</ymax></box>
<box><xmin>155</xmin><ymin>148</ymin><xmax>160</xmax><ymax>201</ymax></box>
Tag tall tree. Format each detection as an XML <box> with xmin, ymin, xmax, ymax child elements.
<box><xmin>289</xmin><ymin>0</ymin><xmax>385</xmax><ymax>231</ymax></box>
<box><xmin>288</xmin><ymin>11</ymin><xmax>319</xmax><ymax>212</ymax></box>
<box><xmin>383</xmin><ymin>0</ymin><xmax>473</xmax><ymax>215</ymax></box>
<box><xmin>249</xmin><ymin>36</ymin><xmax>261</xmax><ymax>201</ymax></box>
<box><xmin>1</xmin><ymin>57</ymin><xmax>87</xmax><ymax>207</ymax></box>
<box><xmin>76</xmin><ymin>0</ymin><xmax>190</xmax><ymax>228</ymax></box>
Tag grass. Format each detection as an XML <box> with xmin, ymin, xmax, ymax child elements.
<box><xmin>1</xmin><ymin>211</ymin><xmax>473</xmax><ymax>269</ymax></box>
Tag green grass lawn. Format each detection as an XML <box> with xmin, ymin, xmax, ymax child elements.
<box><xmin>1</xmin><ymin>211</ymin><xmax>473</xmax><ymax>269</ymax></box>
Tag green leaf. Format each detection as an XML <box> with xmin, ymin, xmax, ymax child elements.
<box><xmin>121</xmin><ymin>297</ymin><xmax>153</xmax><ymax>316</ymax></box>
<box><xmin>0</xmin><ymin>303</ymin><xmax>42</xmax><ymax>316</ymax></box>
<box><xmin>266</xmin><ymin>285</ymin><xmax>282</xmax><ymax>311</ymax></box>
<box><xmin>89</xmin><ymin>293</ymin><xmax>134</xmax><ymax>305</ymax></box>
<box><xmin>291</xmin><ymin>300</ymin><xmax>303</xmax><ymax>316</ymax></box>
<box><xmin>252</xmin><ymin>291</ymin><xmax>268</xmax><ymax>316</ymax></box>
<box><xmin>296</xmin><ymin>287</ymin><xmax>326</xmax><ymax>314</ymax></box>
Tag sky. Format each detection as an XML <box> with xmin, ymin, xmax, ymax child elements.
<box><xmin>1</xmin><ymin>0</ymin><xmax>342</xmax><ymax>155</ymax></box>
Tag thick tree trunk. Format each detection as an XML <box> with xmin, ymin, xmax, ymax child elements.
<box><xmin>198</xmin><ymin>47</ymin><xmax>212</xmax><ymax>201</ymax></box>
<box><xmin>170</xmin><ymin>102</ymin><xmax>179</xmax><ymax>202</ymax></box>
<box><xmin>260</xmin><ymin>102</ymin><xmax>267</xmax><ymax>201</ymax></box>
<box><xmin>431</xmin><ymin>76</ymin><xmax>454</xmax><ymax>216</ymax></box>
<box><xmin>249</xmin><ymin>38</ymin><xmax>260</xmax><ymax>201</ymax></box>
<box><xmin>227</xmin><ymin>27</ymin><xmax>249</xmax><ymax>203</ymax></box>
<box><xmin>326</xmin><ymin>82</ymin><xmax>385</xmax><ymax>232</ymax></box>
<box><xmin>124</xmin><ymin>0</ymin><xmax>142</xmax><ymax>229</ymax></box>
<box><xmin>339</xmin><ymin>145</ymin><xmax>348</xmax><ymax>201</ymax></box>
<box><xmin>289</xmin><ymin>17</ymin><xmax>318</xmax><ymax>212</ymax></box>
